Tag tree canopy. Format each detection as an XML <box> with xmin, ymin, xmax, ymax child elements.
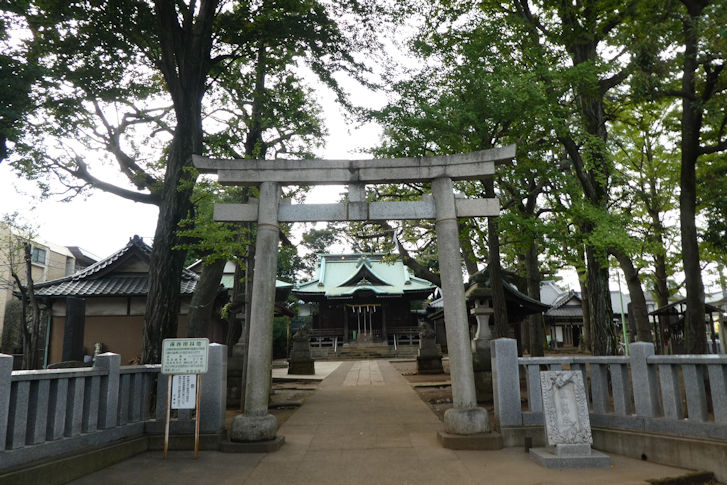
<box><xmin>2</xmin><ymin>0</ymin><xmax>726</xmax><ymax>359</ymax></box>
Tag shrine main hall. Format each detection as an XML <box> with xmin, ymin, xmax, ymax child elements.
<box><xmin>294</xmin><ymin>254</ymin><xmax>435</xmax><ymax>343</ymax></box>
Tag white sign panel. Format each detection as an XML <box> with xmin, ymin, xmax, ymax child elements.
<box><xmin>171</xmin><ymin>374</ymin><xmax>197</xmax><ymax>409</ymax></box>
<box><xmin>161</xmin><ymin>338</ymin><xmax>209</xmax><ymax>375</ymax></box>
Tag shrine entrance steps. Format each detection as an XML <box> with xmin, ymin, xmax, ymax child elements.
<box><xmin>312</xmin><ymin>343</ymin><xmax>419</xmax><ymax>360</ymax></box>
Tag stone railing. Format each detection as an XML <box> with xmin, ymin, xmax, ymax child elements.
<box><xmin>492</xmin><ymin>339</ymin><xmax>727</xmax><ymax>440</ymax></box>
<box><xmin>310</xmin><ymin>329</ymin><xmax>343</xmax><ymax>351</ymax></box>
<box><xmin>491</xmin><ymin>338</ymin><xmax>727</xmax><ymax>480</ymax></box>
<box><xmin>388</xmin><ymin>327</ymin><xmax>420</xmax><ymax>349</ymax></box>
<box><xmin>0</xmin><ymin>344</ymin><xmax>226</xmax><ymax>471</ymax></box>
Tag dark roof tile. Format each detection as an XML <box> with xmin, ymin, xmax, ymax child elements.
<box><xmin>34</xmin><ymin>236</ymin><xmax>198</xmax><ymax>298</ymax></box>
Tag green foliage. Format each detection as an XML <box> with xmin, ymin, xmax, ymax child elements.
<box><xmin>4</xmin><ymin>0</ymin><xmax>385</xmax><ymax>201</ymax></box>
<box><xmin>277</xmin><ymin>244</ymin><xmax>304</xmax><ymax>283</ymax></box>
<box><xmin>176</xmin><ymin>178</ymin><xmax>252</xmax><ymax>266</ymax></box>
<box><xmin>1</xmin><ymin>299</ymin><xmax>23</xmax><ymax>353</ymax></box>
<box><xmin>0</xmin><ymin>12</ymin><xmax>41</xmax><ymax>162</ymax></box>
<box><xmin>272</xmin><ymin>316</ymin><xmax>290</xmax><ymax>359</ymax></box>
<box><xmin>699</xmin><ymin>155</ymin><xmax>727</xmax><ymax>266</ymax></box>
<box><xmin>367</xmin><ymin>0</ymin><xmax>587</xmax><ymax>279</ymax></box>
<box><xmin>299</xmin><ymin>227</ymin><xmax>340</xmax><ymax>276</ymax></box>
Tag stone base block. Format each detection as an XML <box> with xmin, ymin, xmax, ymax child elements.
<box><xmin>288</xmin><ymin>359</ymin><xmax>315</xmax><ymax>375</ymax></box>
<box><xmin>230</xmin><ymin>414</ymin><xmax>278</xmax><ymax>442</ymax></box>
<box><xmin>529</xmin><ymin>447</ymin><xmax>610</xmax><ymax>469</ymax></box>
<box><xmin>556</xmin><ymin>443</ymin><xmax>592</xmax><ymax>456</ymax></box>
<box><xmin>417</xmin><ymin>356</ymin><xmax>443</xmax><ymax>374</ymax></box>
<box><xmin>219</xmin><ymin>435</ymin><xmax>285</xmax><ymax>453</ymax></box>
<box><xmin>444</xmin><ymin>407</ymin><xmax>490</xmax><ymax>434</ymax></box>
<box><xmin>437</xmin><ymin>431</ymin><xmax>503</xmax><ymax>450</ymax></box>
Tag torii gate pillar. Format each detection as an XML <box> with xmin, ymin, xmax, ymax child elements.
<box><xmin>432</xmin><ymin>177</ymin><xmax>489</xmax><ymax>434</ymax></box>
<box><xmin>229</xmin><ymin>181</ymin><xmax>281</xmax><ymax>442</ymax></box>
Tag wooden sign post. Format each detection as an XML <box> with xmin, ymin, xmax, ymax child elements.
<box><xmin>161</xmin><ymin>338</ymin><xmax>209</xmax><ymax>458</ymax></box>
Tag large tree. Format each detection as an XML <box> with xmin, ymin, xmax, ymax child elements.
<box><xmin>366</xmin><ymin>6</ymin><xmax>567</xmax><ymax>346</ymax></box>
<box><xmin>373</xmin><ymin>0</ymin><xmax>636</xmax><ymax>354</ymax></box>
<box><xmin>609</xmin><ymin>103</ymin><xmax>682</xmax><ymax>341</ymax></box>
<box><xmin>671</xmin><ymin>0</ymin><xmax>726</xmax><ymax>353</ymax></box>
<box><xmin>632</xmin><ymin>0</ymin><xmax>727</xmax><ymax>352</ymax></box>
<box><xmin>5</xmin><ymin>0</ymin><xmax>382</xmax><ymax>362</ymax></box>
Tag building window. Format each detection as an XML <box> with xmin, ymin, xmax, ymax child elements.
<box><xmin>65</xmin><ymin>256</ymin><xmax>75</xmax><ymax>276</ymax></box>
<box><xmin>31</xmin><ymin>247</ymin><xmax>47</xmax><ymax>265</ymax></box>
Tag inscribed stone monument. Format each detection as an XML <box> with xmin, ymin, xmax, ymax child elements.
<box><xmin>529</xmin><ymin>370</ymin><xmax>610</xmax><ymax>468</ymax></box>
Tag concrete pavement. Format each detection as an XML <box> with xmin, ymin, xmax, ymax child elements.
<box><xmin>70</xmin><ymin>360</ymin><xmax>694</xmax><ymax>485</ymax></box>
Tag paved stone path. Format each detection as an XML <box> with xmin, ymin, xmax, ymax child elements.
<box><xmin>71</xmin><ymin>360</ymin><xmax>692</xmax><ymax>485</ymax></box>
<box><xmin>342</xmin><ymin>359</ymin><xmax>385</xmax><ymax>386</ymax></box>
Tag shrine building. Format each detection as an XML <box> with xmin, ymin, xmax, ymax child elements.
<box><xmin>294</xmin><ymin>254</ymin><xmax>436</xmax><ymax>343</ymax></box>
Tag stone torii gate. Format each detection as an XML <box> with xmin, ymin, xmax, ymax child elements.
<box><xmin>193</xmin><ymin>145</ymin><xmax>515</xmax><ymax>444</ymax></box>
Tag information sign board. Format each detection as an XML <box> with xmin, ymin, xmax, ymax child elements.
<box><xmin>161</xmin><ymin>338</ymin><xmax>209</xmax><ymax>375</ymax></box>
<box><xmin>171</xmin><ymin>374</ymin><xmax>197</xmax><ymax>409</ymax></box>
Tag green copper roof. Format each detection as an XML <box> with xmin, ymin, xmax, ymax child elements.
<box><xmin>294</xmin><ymin>254</ymin><xmax>435</xmax><ymax>299</ymax></box>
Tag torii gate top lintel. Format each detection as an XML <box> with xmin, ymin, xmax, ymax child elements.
<box><xmin>192</xmin><ymin>144</ymin><xmax>515</xmax><ymax>186</ymax></box>
<box><xmin>192</xmin><ymin>146</ymin><xmax>515</xmax><ymax>223</ymax></box>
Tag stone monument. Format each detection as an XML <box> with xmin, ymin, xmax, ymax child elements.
<box><xmin>416</xmin><ymin>321</ymin><xmax>443</xmax><ymax>374</ymax></box>
<box><xmin>530</xmin><ymin>370</ymin><xmax>610</xmax><ymax>468</ymax></box>
<box><xmin>288</xmin><ymin>324</ymin><xmax>315</xmax><ymax>375</ymax></box>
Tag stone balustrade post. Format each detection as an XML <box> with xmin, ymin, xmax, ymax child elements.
<box><xmin>629</xmin><ymin>342</ymin><xmax>660</xmax><ymax>417</ymax></box>
<box><xmin>491</xmin><ymin>338</ymin><xmax>522</xmax><ymax>428</ymax></box>
<box><xmin>0</xmin><ymin>353</ymin><xmax>12</xmax><ymax>448</ymax></box>
<box><xmin>708</xmin><ymin>364</ymin><xmax>727</xmax><ymax>424</ymax></box>
<box><xmin>201</xmin><ymin>344</ymin><xmax>227</xmax><ymax>434</ymax></box>
<box><xmin>94</xmin><ymin>352</ymin><xmax>121</xmax><ymax>429</ymax></box>
<box><xmin>155</xmin><ymin>371</ymin><xmax>168</xmax><ymax>421</ymax></box>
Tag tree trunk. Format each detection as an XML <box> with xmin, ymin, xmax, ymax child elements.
<box><xmin>679</xmin><ymin>2</ymin><xmax>707</xmax><ymax>354</ymax></box>
<box><xmin>610</xmin><ymin>248</ymin><xmax>652</xmax><ymax>342</ymax></box>
<box><xmin>244</xmin><ymin>42</ymin><xmax>268</xmax><ymax>158</ymax></box>
<box><xmin>186</xmin><ymin>258</ymin><xmax>226</xmax><ymax>337</ymax></box>
<box><xmin>484</xmin><ymin>179</ymin><xmax>509</xmax><ymax>338</ymax></box>
<box><xmin>649</xmin><ymin>209</ymin><xmax>671</xmax><ymax>350</ymax></box>
<box><xmin>576</xmin><ymin>254</ymin><xmax>591</xmax><ymax>352</ymax></box>
<box><xmin>525</xmin><ymin>240</ymin><xmax>544</xmax><ymax>356</ymax></box>
<box><xmin>141</xmin><ymin>1</ymin><xmax>216</xmax><ymax>363</ymax></box>
<box><xmin>586</xmin><ymin>245</ymin><xmax>616</xmax><ymax>355</ymax></box>
<box><xmin>459</xmin><ymin>221</ymin><xmax>480</xmax><ymax>277</ymax></box>
<box><xmin>142</xmin><ymin>114</ymin><xmax>200</xmax><ymax>363</ymax></box>
<box><xmin>21</xmin><ymin>243</ymin><xmax>41</xmax><ymax>369</ymax></box>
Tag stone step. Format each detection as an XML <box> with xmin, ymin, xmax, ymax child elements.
<box><xmin>312</xmin><ymin>345</ymin><xmax>419</xmax><ymax>361</ymax></box>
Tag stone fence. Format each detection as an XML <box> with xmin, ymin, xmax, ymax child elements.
<box><xmin>0</xmin><ymin>344</ymin><xmax>227</xmax><ymax>471</ymax></box>
<box><xmin>492</xmin><ymin>338</ymin><xmax>727</xmax><ymax>480</ymax></box>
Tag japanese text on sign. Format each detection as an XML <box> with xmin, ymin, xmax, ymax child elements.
<box><xmin>161</xmin><ymin>338</ymin><xmax>209</xmax><ymax>375</ymax></box>
<box><xmin>171</xmin><ymin>374</ymin><xmax>197</xmax><ymax>409</ymax></box>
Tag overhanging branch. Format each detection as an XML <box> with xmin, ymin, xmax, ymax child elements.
<box><xmin>64</xmin><ymin>158</ymin><xmax>160</xmax><ymax>205</ymax></box>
